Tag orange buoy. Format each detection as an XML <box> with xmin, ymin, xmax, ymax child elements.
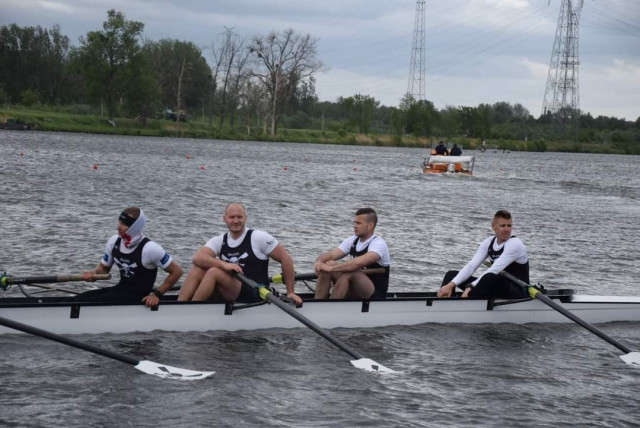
<box><xmin>186</xmin><ymin>155</ymin><xmax>191</xmax><ymax>159</ymax></box>
<box><xmin>283</xmin><ymin>166</ymin><xmax>288</xmax><ymax>171</ymax></box>
<box><xmin>199</xmin><ymin>165</ymin><xmax>205</xmax><ymax>170</ymax></box>
<box><xmin>93</xmin><ymin>163</ymin><xmax>98</xmax><ymax>170</ymax></box>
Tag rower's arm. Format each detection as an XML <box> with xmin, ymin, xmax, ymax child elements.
<box><xmin>192</xmin><ymin>247</ymin><xmax>224</xmax><ymax>269</ymax></box>
<box><xmin>157</xmin><ymin>260</ymin><xmax>183</xmax><ymax>294</ymax></box>
<box><xmin>82</xmin><ymin>263</ymin><xmax>111</xmax><ymax>282</ymax></box>
<box><xmin>314</xmin><ymin>248</ymin><xmax>345</xmax><ymax>265</ymax></box>
<box><xmin>326</xmin><ymin>251</ymin><xmax>380</xmax><ymax>273</ymax></box>
<box><xmin>268</xmin><ymin>244</ymin><xmax>301</xmax><ymax>304</ymax></box>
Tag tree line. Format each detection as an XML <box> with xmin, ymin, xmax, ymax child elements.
<box><xmin>1</xmin><ymin>10</ymin><xmax>638</xmax><ymax>146</ymax></box>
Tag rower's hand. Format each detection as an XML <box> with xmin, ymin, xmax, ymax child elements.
<box><xmin>142</xmin><ymin>293</ymin><xmax>159</xmax><ymax>308</ymax></box>
<box><xmin>313</xmin><ymin>261</ymin><xmax>323</xmax><ymax>276</ymax></box>
<box><xmin>437</xmin><ymin>282</ymin><xmax>455</xmax><ymax>298</ymax></box>
<box><xmin>81</xmin><ymin>271</ymin><xmax>96</xmax><ymax>282</ymax></box>
<box><xmin>316</xmin><ymin>262</ymin><xmax>333</xmax><ymax>273</ymax></box>
<box><xmin>223</xmin><ymin>262</ymin><xmax>243</xmax><ymax>274</ymax></box>
<box><xmin>461</xmin><ymin>287</ymin><xmax>472</xmax><ymax>298</ymax></box>
<box><xmin>287</xmin><ymin>292</ymin><xmax>303</xmax><ymax>306</ymax></box>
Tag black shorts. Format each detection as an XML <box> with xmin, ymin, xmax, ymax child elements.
<box><xmin>236</xmin><ymin>282</ymin><xmax>261</xmax><ymax>302</ymax></box>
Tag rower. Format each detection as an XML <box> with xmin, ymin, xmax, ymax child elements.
<box><xmin>75</xmin><ymin>206</ymin><xmax>183</xmax><ymax>307</ymax></box>
<box><xmin>437</xmin><ymin>209</ymin><xmax>529</xmax><ymax>298</ymax></box>
<box><xmin>177</xmin><ymin>202</ymin><xmax>301</xmax><ymax>305</ymax></box>
<box><xmin>313</xmin><ymin>208</ymin><xmax>391</xmax><ymax>300</ymax></box>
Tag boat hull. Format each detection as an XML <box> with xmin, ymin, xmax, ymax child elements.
<box><xmin>1</xmin><ymin>292</ymin><xmax>639</xmax><ymax>335</ymax></box>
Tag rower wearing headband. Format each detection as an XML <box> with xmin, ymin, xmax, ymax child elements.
<box><xmin>76</xmin><ymin>206</ymin><xmax>183</xmax><ymax>306</ymax></box>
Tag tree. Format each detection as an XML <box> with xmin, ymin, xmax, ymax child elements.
<box><xmin>75</xmin><ymin>10</ymin><xmax>146</xmax><ymax>119</ymax></box>
<box><xmin>0</xmin><ymin>24</ymin><xmax>70</xmax><ymax>104</ymax></box>
<box><xmin>19</xmin><ymin>88</ymin><xmax>38</xmax><ymax>106</ymax></box>
<box><xmin>146</xmin><ymin>39</ymin><xmax>210</xmax><ymax>120</ymax></box>
<box><xmin>217</xmin><ymin>29</ymin><xmax>244</xmax><ymax>132</ymax></box>
<box><xmin>398</xmin><ymin>94</ymin><xmax>436</xmax><ymax>137</ymax></box>
<box><xmin>249</xmin><ymin>29</ymin><xmax>323</xmax><ymax>135</ymax></box>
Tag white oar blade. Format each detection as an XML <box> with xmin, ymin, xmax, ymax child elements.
<box><xmin>620</xmin><ymin>352</ymin><xmax>640</xmax><ymax>367</ymax></box>
<box><xmin>350</xmin><ymin>358</ymin><xmax>396</xmax><ymax>373</ymax></box>
<box><xmin>135</xmin><ymin>360</ymin><xmax>215</xmax><ymax>380</ymax></box>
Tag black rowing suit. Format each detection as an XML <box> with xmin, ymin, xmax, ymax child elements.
<box><xmin>349</xmin><ymin>237</ymin><xmax>390</xmax><ymax>300</ymax></box>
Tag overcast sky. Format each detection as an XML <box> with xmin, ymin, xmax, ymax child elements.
<box><xmin>3</xmin><ymin>0</ymin><xmax>639</xmax><ymax>120</ymax></box>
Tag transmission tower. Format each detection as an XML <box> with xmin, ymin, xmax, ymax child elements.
<box><xmin>407</xmin><ymin>0</ymin><xmax>426</xmax><ymax>101</ymax></box>
<box><xmin>542</xmin><ymin>0</ymin><xmax>584</xmax><ymax>119</ymax></box>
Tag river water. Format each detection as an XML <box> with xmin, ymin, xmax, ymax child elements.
<box><xmin>1</xmin><ymin>131</ymin><xmax>639</xmax><ymax>427</ymax></box>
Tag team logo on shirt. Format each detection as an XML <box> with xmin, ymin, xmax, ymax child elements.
<box><xmin>221</xmin><ymin>252</ymin><xmax>249</xmax><ymax>267</ymax></box>
<box><xmin>114</xmin><ymin>258</ymin><xmax>138</xmax><ymax>278</ymax></box>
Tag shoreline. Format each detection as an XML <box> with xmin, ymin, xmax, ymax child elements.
<box><xmin>1</xmin><ymin>108</ymin><xmax>637</xmax><ymax>155</ymax></box>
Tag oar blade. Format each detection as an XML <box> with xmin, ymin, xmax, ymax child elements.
<box><xmin>350</xmin><ymin>358</ymin><xmax>396</xmax><ymax>374</ymax></box>
<box><xmin>620</xmin><ymin>352</ymin><xmax>640</xmax><ymax>367</ymax></box>
<box><xmin>135</xmin><ymin>360</ymin><xmax>215</xmax><ymax>380</ymax></box>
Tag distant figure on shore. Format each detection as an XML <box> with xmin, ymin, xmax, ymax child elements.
<box><xmin>450</xmin><ymin>144</ymin><xmax>462</xmax><ymax>156</ymax></box>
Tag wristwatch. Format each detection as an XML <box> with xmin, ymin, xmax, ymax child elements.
<box><xmin>151</xmin><ymin>289</ymin><xmax>163</xmax><ymax>298</ymax></box>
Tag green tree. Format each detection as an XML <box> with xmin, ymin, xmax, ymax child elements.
<box><xmin>19</xmin><ymin>88</ymin><xmax>38</xmax><ymax>106</ymax></box>
<box><xmin>340</xmin><ymin>94</ymin><xmax>379</xmax><ymax>133</ymax></box>
<box><xmin>398</xmin><ymin>94</ymin><xmax>437</xmax><ymax>137</ymax></box>
<box><xmin>75</xmin><ymin>10</ymin><xmax>146</xmax><ymax>119</ymax></box>
<box><xmin>437</xmin><ymin>106</ymin><xmax>460</xmax><ymax>137</ymax></box>
<box><xmin>0</xmin><ymin>24</ymin><xmax>71</xmax><ymax>104</ymax></box>
<box><xmin>146</xmin><ymin>39</ymin><xmax>211</xmax><ymax>120</ymax></box>
<box><xmin>0</xmin><ymin>87</ymin><xmax>9</xmax><ymax>104</ymax></box>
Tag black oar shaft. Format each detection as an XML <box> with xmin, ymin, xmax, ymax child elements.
<box><xmin>0</xmin><ymin>316</ymin><xmax>139</xmax><ymax>366</ymax></box>
<box><xmin>235</xmin><ymin>273</ymin><xmax>364</xmax><ymax>360</ymax></box>
<box><xmin>3</xmin><ymin>274</ymin><xmax>111</xmax><ymax>285</ymax></box>
<box><xmin>501</xmin><ymin>271</ymin><xmax>632</xmax><ymax>354</ymax></box>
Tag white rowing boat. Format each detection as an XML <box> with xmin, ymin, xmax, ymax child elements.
<box><xmin>2</xmin><ymin>290</ymin><xmax>640</xmax><ymax>336</ymax></box>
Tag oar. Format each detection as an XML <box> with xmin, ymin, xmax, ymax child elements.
<box><xmin>270</xmin><ymin>268</ymin><xmax>386</xmax><ymax>284</ymax></box>
<box><xmin>0</xmin><ymin>316</ymin><xmax>215</xmax><ymax>380</ymax></box>
<box><xmin>1</xmin><ymin>273</ymin><xmax>111</xmax><ymax>286</ymax></box>
<box><xmin>500</xmin><ymin>271</ymin><xmax>640</xmax><ymax>366</ymax></box>
<box><xmin>234</xmin><ymin>272</ymin><xmax>395</xmax><ymax>373</ymax></box>
<box><xmin>21</xmin><ymin>283</ymin><xmax>80</xmax><ymax>295</ymax></box>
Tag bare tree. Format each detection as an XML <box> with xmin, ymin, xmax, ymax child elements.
<box><xmin>218</xmin><ymin>28</ymin><xmax>243</xmax><ymax>132</ymax></box>
<box><xmin>228</xmin><ymin>48</ymin><xmax>252</xmax><ymax>133</ymax></box>
<box><xmin>249</xmin><ymin>29</ymin><xmax>323</xmax><ymax>135</ymax></box>
<box><xmin>208</xmin><ymin>36</ymin><xmax>230</xmax><ymax>127</ymax></box>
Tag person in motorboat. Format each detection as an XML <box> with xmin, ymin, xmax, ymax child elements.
<box><xmin>178</xmin><ymin>202</ymin><xmax>301</xmax><ymax>305</ymax></box>
<box><xmin>437</xmin><ymin>210</ymin><xmax>529</xmax><ymax>298</ymax></box>
<box><xmin>449</xmin><ymin>144</ymin><xmax>462</xmax><ymax>156</ymax></box>
<box><xmin>434</xmin><ymin>140</ymin><xmax>449</xmax><ymax>155</ymax></box>
<box><xmin>313</xmin><ymin>208</ymin><xmax>391</xmax><ymax>300</ymax></box>
<box><xmin>77</xmin><ymin>206</ymin><xmax>183</xmax><ymax>306</ymax></box>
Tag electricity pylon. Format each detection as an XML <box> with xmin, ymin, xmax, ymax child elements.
<box><xmin>542</xmin><ymin>0</ymin><xmax>584</xmax><ymax>120</ymax></box>
<box><xmin>407</xmin><ymin>0</ymin><xmax>426</xmax><ymax>101</ymax></box>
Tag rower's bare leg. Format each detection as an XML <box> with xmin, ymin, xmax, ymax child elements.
<box><xmin>177</xmin><ymin>265</ymin><xmax>207</xmax><ymax>301</ymax></box>
<box><xmin>331</xmin><ymin>272</ymin><xmax>374</xmax><ymax>300</ymax></box>
<box><xmin>314</xmin><ymin>261</ymin><xmax>338</xmax><ymax>299</ymax></box>
<box><xmin>192</xmin><ymin>268</ymin><xmax>242</xmax><ymax>301</ymax></box>
<box><xmin>315</xmin><ymin>272</ymin><xmax>332</xmax><ymax>299</ymax></box>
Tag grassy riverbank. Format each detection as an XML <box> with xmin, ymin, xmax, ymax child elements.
<box><xmin>2</xmin><ymin>107</ymin><xmax>637</xmax><ymax>154</ymax></box>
